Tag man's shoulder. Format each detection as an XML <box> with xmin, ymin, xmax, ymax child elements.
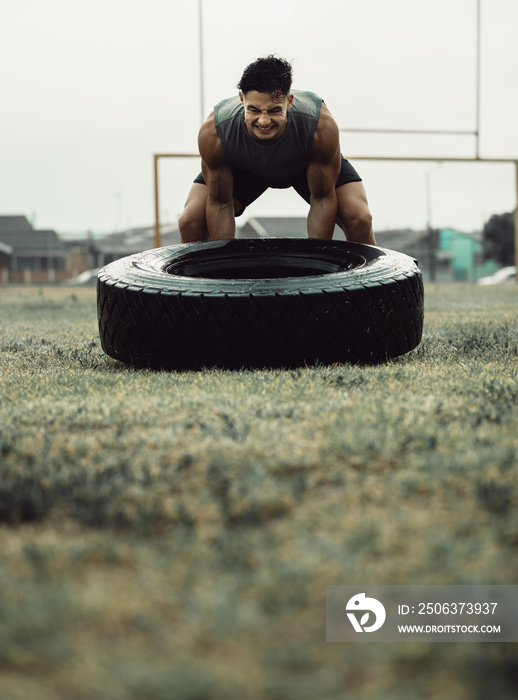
<box><xmin>291</xmin><ymin>90</ymin><xmax>323</xmax><ymax>118</ymax></box>
<box><xmin>293</xmin><ymin>89</ymin><xmax>322</xmax><ymax>101</ymax></box>
<box><xmin>215</xmin><ymin>95</ymin><xmax>243</xmax><ymax>125</ymax></box>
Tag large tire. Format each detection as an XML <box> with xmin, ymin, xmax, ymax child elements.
<box><xmin>97</xmin><ymin>238</ymin><xmax>424</xmax><ymax>370</ymax></box>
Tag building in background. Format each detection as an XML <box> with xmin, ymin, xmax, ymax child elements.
<box><xmin>0</xmin><ymin>216</ymin><xmax>68</xmax><ymax>283</ymax></box>
<box><xmin>239</xmin><ymin>217</ymin><xmax>499</xmax><ymax>282</ymax></box>
<box><xmin>0</xmin><ymin>214</ymin><xmax>500</xmax><ymax>284</ymax></box>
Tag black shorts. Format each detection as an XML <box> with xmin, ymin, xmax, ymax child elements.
<box><xmin>193</xmin><ymin>156</ymin><xmax>361</xmax><ymax>217</ymax></box>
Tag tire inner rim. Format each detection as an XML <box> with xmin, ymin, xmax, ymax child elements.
<box><xmin>166</xmin><ymin>248</ymin><xmax>367</xmax><ymax>280</ymax></box>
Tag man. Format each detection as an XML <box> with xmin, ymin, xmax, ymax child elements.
<box><xmin>179</xmin><ymin>55</ymin><xmax>375</xmax><ymax>245</ymax></box>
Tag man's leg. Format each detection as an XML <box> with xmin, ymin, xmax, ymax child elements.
<box><xmin>335</xmin><ymin>181</ymin><xmax>376</xmax><ymax>246</ymax></box>
<box><xmin>178</xmin><ymin>183</ymin><xmax>210</xmax><ymax>243</ymax></box>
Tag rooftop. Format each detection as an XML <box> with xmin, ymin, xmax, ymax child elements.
<box><xmin>0</xmin><ymin>215</ymin><xmax>65</xmax><ymax>254</ymax></box>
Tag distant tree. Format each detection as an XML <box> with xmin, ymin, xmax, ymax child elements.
<box><xmin>481</xmin><ymin>211</ymin><xmax>515</xmax><ymax>266</ymax></box>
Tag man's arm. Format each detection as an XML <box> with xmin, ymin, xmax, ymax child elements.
<box><xmin>198</xmin><ymin>115</ymin><xmax>236</xmax><ymax>240</ymax></box>
<box><xmin>306</xmin><ymin>104</ymin><xmax>341</xmax><ymax>239</ymax></box>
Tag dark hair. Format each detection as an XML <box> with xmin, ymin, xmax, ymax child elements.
<box><xmin>237</xmin><ymin>55</ymin><xmax>293</xmax><ymax>98</ymax></box>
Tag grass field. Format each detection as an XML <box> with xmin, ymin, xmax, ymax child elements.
<box><xmin>0</xmin><ymin>282</ymin><xmax>517</xmax><ymax>700</ymax></box>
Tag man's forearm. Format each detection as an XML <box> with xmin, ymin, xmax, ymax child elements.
<box><xmin>206</xmin><ymin>199</ymin><xmax>236</xmax><ymax>240</ymax></box>
<box><xmin>307</xmin><ymin>194</ymin><xmax>337</xmax><ymax>239</ymax></box>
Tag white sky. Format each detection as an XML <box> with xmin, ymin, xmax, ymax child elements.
<box><xmin>1</xmin><ymin>0</ymin><xmax>517</xmax><ymax>236</ymax></box>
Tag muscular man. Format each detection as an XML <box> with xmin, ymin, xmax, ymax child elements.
<box><xmin>179</xmin><ymin>55</ymin><xmax>375</xmax><ymax>245</ymax></box>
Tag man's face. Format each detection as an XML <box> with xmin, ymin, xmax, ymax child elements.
<box><xmin>240</xmin><ymin>90</ymin><xmax>294</xmax><ymax>142</ymax></box>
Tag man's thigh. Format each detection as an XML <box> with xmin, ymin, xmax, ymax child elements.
<box><xmin>336</xmin><ymin>180</ymin><xmax>375</xmax><ymax>244</ymax></box>
<box><xmin>183</xmin><ymin>182</ymin><xmax>209</xmax><ymax>217</ymax></box>
<box><xmin>336</xmin><ymin>180</ymin><xmax>370</xmax><ymax>217</ymax></box>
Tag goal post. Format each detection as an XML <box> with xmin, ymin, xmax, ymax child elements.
<box><xmin>153</xmin><ymin>0</ymin><xmax>517</xmax><ymax>279</ymax></box>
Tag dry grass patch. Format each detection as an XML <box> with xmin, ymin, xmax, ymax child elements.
<box><xmin>0</xmin><ymin>283</ymin><xmax>517</xmax><ymax>699</ymax></box>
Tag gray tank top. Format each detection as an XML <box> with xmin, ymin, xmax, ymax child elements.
<box><xmin>214</xmin><ymin>90</ymin><xmax>323</xmax><ymax>183</ymax></box>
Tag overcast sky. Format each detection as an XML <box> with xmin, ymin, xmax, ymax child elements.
<box><xmin>2</xmin><ymin>0</ymin><xmax>517</xmax><ymax>236</ymax></box>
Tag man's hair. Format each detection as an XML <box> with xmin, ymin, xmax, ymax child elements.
<box><xmin>237</xmin><ymin>55</ymin><xmax>293</xmax><ymax>98</ymax></box>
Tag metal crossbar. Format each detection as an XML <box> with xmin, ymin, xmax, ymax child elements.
<box><xmin>340</xmin><ymin>128</ymin><xmax>477</xmax><ymax>136</ymax></box>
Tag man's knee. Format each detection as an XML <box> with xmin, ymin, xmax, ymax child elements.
<box><xmin>178</xmin><ymin>209</ymin><xmax>208</xmax><ymax>243</ymax></box>
<box><xmin>346</xmin><ymin>207</ymin><xmax>372</xmax><ymax>235</ymax></box>
<box><xmin>337</xmin><ymin>206</ymin><xmax>373</xmax><ymax>242</ymax></box>
<box><xmin>336</xmin><ymin>183</ymin><xmax>375</xmax><ymax>244</ymax></box>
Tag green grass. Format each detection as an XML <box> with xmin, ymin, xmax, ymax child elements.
<box><xmin>0</xmin><ymin>283</ymin><xmax>517</xmax><ymax>700</ymax></box>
